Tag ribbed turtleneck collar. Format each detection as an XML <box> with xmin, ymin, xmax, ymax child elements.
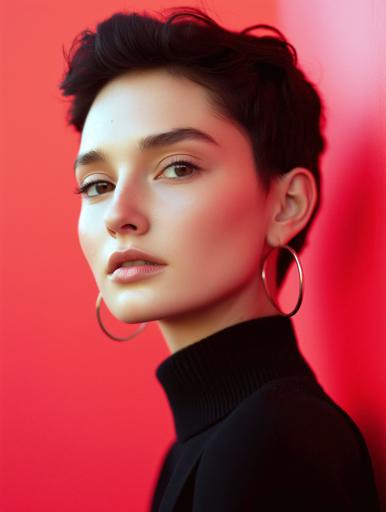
<box><xmin>155</xmin><ymin>315</ymin><xmax>316</xmax><ymax>443</ymax></box>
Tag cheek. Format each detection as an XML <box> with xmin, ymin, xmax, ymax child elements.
<box><xmin>170</xmin><ymin>175</ymin><xmax>266</xmax><ymax>282</ymax></box>
<box><xmin>77</xmin><ymin>208</ymin><xmax>104</xmax><ymax>278</ymax></box>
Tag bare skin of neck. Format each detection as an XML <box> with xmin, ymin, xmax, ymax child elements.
<box><xmin>157</xmin><ymin>259</ymin><xmax>280</xmax><ymax>354</ymax></box>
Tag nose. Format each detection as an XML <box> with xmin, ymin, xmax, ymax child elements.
<box><xmin>104</xmin><ymin>179</ymin><xmax>150</xmax><ymax>238</ymax></box>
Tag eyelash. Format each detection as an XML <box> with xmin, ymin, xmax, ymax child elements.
<box><xmin>73</xmin><ymin>159</ymin><xmax>201</xmax><ymax>197</ymax></box>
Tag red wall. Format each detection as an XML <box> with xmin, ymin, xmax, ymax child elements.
<box><xmin>1</xmin><ymin>1</ymin><xmax>385</xmax><ymax>510</ymax></box>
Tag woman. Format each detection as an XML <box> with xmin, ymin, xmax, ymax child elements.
<box><xmin>58</xmin><ymin>6</ymin><xmax>379</xmax><ymax>511</ymax></box>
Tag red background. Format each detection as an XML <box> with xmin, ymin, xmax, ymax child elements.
<box><xmin>1</xmin><ymin>0</ymin><xmax>385</xmax><ymax>510</ymax></box>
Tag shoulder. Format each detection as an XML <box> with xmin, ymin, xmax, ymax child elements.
<box><xmin>208</xmin><ymin>376</ymin><xmax>363</xmax><ymax>458</ymax></box>
<box><xmin>194</xmin><ymin>377</ymin><xmax>374</xmax><ymax>511</ymax></box>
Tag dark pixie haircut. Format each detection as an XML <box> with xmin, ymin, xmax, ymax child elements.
<box><xmin>59</xmin><ymin>6</ymin><xmax>326</xmax><ymax>291</ymax></box>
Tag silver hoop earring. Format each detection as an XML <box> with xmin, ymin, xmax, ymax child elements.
<box><xmin>96</xmin><ymin>291</ymin><xmax>148</xmax><ymax>342</ymax></box>
<box><xmin>261</xmin><ymin>244</ymin><xmax>304</xmax><ymax>317</ymax></box>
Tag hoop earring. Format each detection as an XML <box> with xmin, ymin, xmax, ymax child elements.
<box><xmin>96</xmin><ymin>291</ymin><xmax>148</xmax><ymax>342</ymax></box>
<box><xmin>261</xmin><ymin>244</ymin><xmax>304</xmax><ymax>317</ymax></box>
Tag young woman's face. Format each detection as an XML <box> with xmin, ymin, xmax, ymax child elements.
<box><xmin>75</xmin><ymin>68</ymin><xmax>277</xmax><ymax>349</ymax></box>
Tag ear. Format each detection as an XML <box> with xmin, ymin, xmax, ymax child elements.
<box><xmin>265</xmin><ymin>167</ymin><xmax>318</xmax><ymax>247</ymax></box>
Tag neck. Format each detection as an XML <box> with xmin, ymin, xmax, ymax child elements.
<box><xmin>157</xmin><ymin>276</ymin><xmax>279</xmax><ymax>354</ymax></box>
<box><xmin>155</xmin><ymin>314</ymin><xmax>316</xmax><ymax>442</ymax></box>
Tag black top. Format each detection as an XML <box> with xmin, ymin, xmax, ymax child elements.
<box><xmin>149</xmin><ymin>315</ymin><xmax>379</xmax><ymax>511</ymax></box>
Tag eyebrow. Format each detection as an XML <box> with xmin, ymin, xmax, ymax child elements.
<box><xmin>73</xmin><ymin>127</ymin><xmax>219</xmax><ymax>173</ymax></box>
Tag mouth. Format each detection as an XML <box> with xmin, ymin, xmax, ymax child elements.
<box><xmin>117</xmin><ymin>260</ymin><xmax>162</xmax><ymax>269</ymax></box>
<box><xmin>107</xmin><ymin>248</ymin><xmax>167</xmax><ymax>275</ymax></box>
<box><xmin>108</xmin><ymin>261</ymin><xmax>167</xmax><ymax>284</ymax></box>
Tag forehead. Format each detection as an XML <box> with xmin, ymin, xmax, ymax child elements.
<box><xmin>80</xmin><ymin>68</ymin><xmax>223</xmax><ymax>149</ymax></box>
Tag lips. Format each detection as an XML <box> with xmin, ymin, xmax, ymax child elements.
<box><xmin>107</xmin><ymin>247</ymin><xmax>166</xmax><ymax>274</ymax></box>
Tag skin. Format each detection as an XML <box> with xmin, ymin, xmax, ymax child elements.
<box><xmin>75</xmin><ymin>68</ymin><xmax>318</xmax><ymax>353</ymax></box>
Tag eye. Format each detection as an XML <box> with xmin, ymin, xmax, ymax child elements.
<box><xmin>157</xmin><ymin>159</ymin><xmax>201</xmax><ymax>180</ymax></box>
<box><xmin>73</xmin><ymin>159</ymin><xmax>202</xmax><ymax>197</ymax></box>
<box><xmin>73</xmin><ymin>180</ymin><xmax>114</xmax><ymax>198</ymax></box>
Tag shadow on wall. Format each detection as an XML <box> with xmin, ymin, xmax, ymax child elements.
<box><xmin>318</xmin><ymin>118</ymin><xmax>386</xmax><ymax>504</ymax></box>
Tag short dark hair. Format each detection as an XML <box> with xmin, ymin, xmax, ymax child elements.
<box><xmin>58</xmin><ymin>6</ymin><xmax>326</xmax><ymax>291</ymax></box>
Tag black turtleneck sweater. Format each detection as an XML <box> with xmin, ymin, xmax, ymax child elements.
<box><xmin>149</xmin><ymin>315</ymin><xmax>379</xmax><ymax>511</ymax></box>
